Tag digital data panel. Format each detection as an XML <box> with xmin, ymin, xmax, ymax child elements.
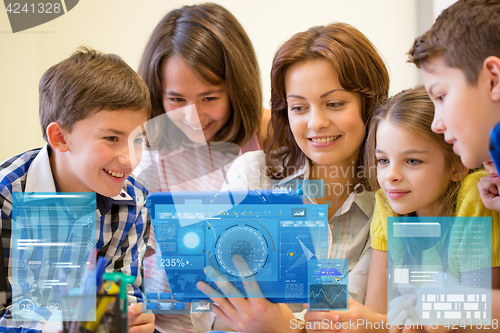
<box><xmin>11</xmin><ymin>193</ymin><xmax>96</xmax><ymax>322</ymax></box>
<box><xmin>144</xmin><ymin>191</ymin><xmax>329</xmax><ymax>313</ymax></box>
<box><xmin>387</xmin><ymin>216</ymin><xmax>492</xmax><ymax>327</ymax></box>
<box><xmin>307</xmin><ymin>259</ymin><xmax>349</xmax><ymax>311</ymax></box>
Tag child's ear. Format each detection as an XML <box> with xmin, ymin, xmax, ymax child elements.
<box><xmin>484</xmin><ymin>56</ymin><xmax>500</xmax><ymax>102</ymax></box>
<box><xmin>450</xmin><ymin>163</ymin><xmax>468</xmax><ymax>182</ymax></box>
<box><xmin>46</xmin><ymin>122</ymin><xmax>69</xmax><ymax>153</ymax></box>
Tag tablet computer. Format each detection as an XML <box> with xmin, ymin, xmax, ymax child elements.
<box><xmin>145</xmin><ymin>190</ymin><xmax>329</xmax><ymax>306</ymax></box>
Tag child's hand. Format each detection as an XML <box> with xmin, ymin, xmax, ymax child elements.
<box><xmin>478</xmin><ymin>176</ymin><xmax>500</xmax><ymax>211</ymax></box>
<box><xmin>196</xmin><ymin>258</ymin><xmax>298</xmax><ymax>333</ymax></box>
<box><xmin>128</xmin><ymin>303</ymin><xmax>155</xmax><ymax>333</ymax></box>
<box><xmin>304</xmin><ymin>298</ymin><xmax>385</xmax><ymax>333</ymax></box>
<box><xmin>387</xmin><ymin>284</ymin><xmax>421</xmax><ymax>333</ymax></box>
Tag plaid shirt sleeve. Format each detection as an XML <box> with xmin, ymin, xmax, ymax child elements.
<box><xmin>0</xmin><ymin>149</ymin><xmax>40</xmax><ymax>298</ymax></box>
<box><xmin>96</xmin><ymin>175</ymin><xmax>151</xmax><ymax>304</ymax></box>
<box><xmin>1</xmin><ymin>149</ymin><xmax>152</xmax><ymax>308</ymax></box>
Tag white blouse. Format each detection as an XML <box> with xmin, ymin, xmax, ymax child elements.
<box><xmin>221</xmin><ymin>150</ymin><xmax>374</xmax><ymax>304</ymax></box>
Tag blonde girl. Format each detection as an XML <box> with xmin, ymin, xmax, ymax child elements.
<box><xmin>304</xmin><ymin>86</ymin><xmax>500</xmax><ymax>332</ymax></box>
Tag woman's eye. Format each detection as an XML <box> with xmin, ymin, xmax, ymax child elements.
<box><xmin>105</xmin><ymin>136</ymin><xmax>118</xmax><ymax>142</ymax></box>
<box><xmin>407</xmin><ymin>158</ymin><xmax>421</xmax><ymax>165</ymax></box>
<box><xmin>377</xmin><ymin>158</ymin><xmax>389</xmax><ymax>165</ymax></box>
<box><xmin>290</xmin><ymin>106</ymin><xmax>306</xmax><ymax>113</ymax></box>
<box><xmin>327</xmin><ymin>102</ymin><xmax>344</xmax><ymax>109</ymax></box>
<box><xmin>203</xmin><ymin>97</ymin><xmax>217</xmax><ymax>102</ymax></box>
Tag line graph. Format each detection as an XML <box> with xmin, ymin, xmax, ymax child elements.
<box><xmin>309</xmin><ymin>284</ymin><xmax>348</xmax><ymax>310</ymax></box>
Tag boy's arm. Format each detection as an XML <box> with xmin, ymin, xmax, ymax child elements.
<box><xmin>118</xmin><ymin>196</ymin><xmax>154</xmax><ymax>333</ymax></box>
<box><xmin>126</xmin><ymin>203</ymin><xmax>154</xmax><ymax>333</ymax></box>
<box><xmin>0</xmin><ymin>188</ymin><xmax>12</xmax><ymax>308</ymax></box>
<box><xmin>126</xmin><ymin>204</ymin><xmax>151</xmax><ymax>304</ymax></box>
<box><xmin>100</xmin><ymin>190</ymin><xmax>151</xmax><ymax>304</ymax></box>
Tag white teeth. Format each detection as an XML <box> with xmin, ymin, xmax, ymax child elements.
<box><xmin>311</xmin><ymin>135</ymin><xmax>340</xmax><ymax>143</ymax></box>
<box><xmin>104</xmin><ymin>169</ymin><xmax>125</xmax><ymax>178</ymax></box>
<box><xmin>189</xmin><ymin>123</ymin><xmax>210</xmax><ymax>131</ymax></box>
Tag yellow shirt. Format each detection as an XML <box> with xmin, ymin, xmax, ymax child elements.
<box><xmin>370</xmin><ymin>170</ymin><xmax>500</xmax><ymax>267</ymax></box>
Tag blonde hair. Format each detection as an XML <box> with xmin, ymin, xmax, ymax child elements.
<box><xmin>364</xmin><ymin>86</ymin><xmax>467</xmax><ymax>217</ymax></box>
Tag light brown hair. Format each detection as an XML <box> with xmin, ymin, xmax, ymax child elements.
<box><xmin>408</xmin><ymin>0</ymin><xmax>500</xmax><ymax>85</ymax></box>
<box><xmin>364</xmin><ymin>86</ymin><xmax>466</xmax><ymax>217</ymax></box>
<box><xmin>39</xmin><ymin>47</ymin><xmax>151</xmax><ymax>142</ymax></box>
<box><xmin>266</xmin><ymin>22</ymin><xmax>389</xmax><ymax>187</ymax></box>
<box><xmin>138</xmin><ymin>3</ymin><xmax>262</xmax><ymax>150</ymax></box>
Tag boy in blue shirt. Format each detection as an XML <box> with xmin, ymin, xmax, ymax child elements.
<box><xmin>408</xmin><ymin>0</ymin><xmax>500</xmax><ymax>169</ymax></box>
<box><xmin>0</xmin><ymin>47</ymin><xmax>154</xmax><ymax>332</ymax></box>
<box><xmin>408</xmin><ymin>0</ymin><xmax>500</xmax><ymax>330</ymax></box>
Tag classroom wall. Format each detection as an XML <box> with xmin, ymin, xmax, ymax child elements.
<box><xmin>0</xmin><ymin>0</ymin><xmax>427</xmax><ymax>162</ymax></box>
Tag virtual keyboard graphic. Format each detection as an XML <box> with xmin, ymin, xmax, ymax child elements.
<box><xmin>387</xmin><ymin>217</ymin><xmax>492</xmax><ymax>326</ymax></box>
<box><xmin>145</xmin><ymin>191</ymin><xmax>328</xmax><ymax>313</ymax></box>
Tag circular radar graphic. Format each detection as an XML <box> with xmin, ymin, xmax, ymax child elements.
<box><xmin>215</xmin><ymin>224</ymin><xmax>268</xmax><ymax>278</ymax></box>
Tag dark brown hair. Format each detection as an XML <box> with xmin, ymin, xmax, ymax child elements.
<box><xmin>409</xmin><ymin>0</ymin><xmax>500</xmax><ymax>84</ymax></box>
<box><xmin>39</xmin><ymin>47</ymin><xmax>151</xmax><ymax>142</ymax></box>
<box><xmin>364</xmin><ymin>86</ymin><xmax>466</xmax><ymax>217</ymax></box>
<box><xmin>266</xmin><ymin>22</ymin><xmax>389</xmax><ymax>186</ymax></box>
<box><xmin>138</xmin><ymin>3</ymin><xmax>262</xmax><ymax>151</ymax></box>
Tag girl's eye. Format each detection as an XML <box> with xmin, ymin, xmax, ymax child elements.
<box><xmin>377</xmin><ymin>158</ymin><xmax>389</xmax><ymax>165</ymax></box>
<box><xmin>289</xmin><ymin>106</ymin><xmax>306</xmax><ymax>113</ymax></box>
<box><xmin>105</xmin><ymin>136</ymin><xmax>118</xmax><ymax>142</ymax></box>
<box><xmin>168</xmin><ymin>97</ymin><xmax>184</xmax><ymax>103</ymax></box>
<box><xmin>407</xmin><ymin>158</ymin><xmax>422</xmax><ymax>165</ymax></box>
<box><xmin>203</xmin><ymin>97</ymin><xmax>217</xmax><ymax>102</ymax></box>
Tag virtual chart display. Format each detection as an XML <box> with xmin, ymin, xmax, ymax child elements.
<box><xmin>307</xmin><ymin>259</ymin><xmax>349</xmax><ymax>311</ymax></box>
<box><xmin>10</xmin><ymin>193</ymin><xmax>97</xmax><ymax>322</ymax></box>
<box><xmin>144</xmin><ymin>191</ymin><xmax>329</xmax><ymax>312</ymax></box>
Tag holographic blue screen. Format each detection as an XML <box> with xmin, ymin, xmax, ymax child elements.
<box><xmin>307</xmin><ymin>259</ymin><xmax>348</xmax><ymax>311</ymax></box>
<box><xmin>11</xmin><ymin>193</ymin><xmax>96</xmax><ymax>322</ymax></box>
<box><xmin>387</xmin><ymin>217</ymin><xmax>492</xmax><ymax>326</ymax></box>
<box><xmin>146</xmin><ymin>191</ymin><xmax>329</xmax><ymax>304</ymax></box>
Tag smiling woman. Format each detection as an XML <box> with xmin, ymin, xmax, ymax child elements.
<box><xmin>285</xmin><ymin>59</ymin><xmax>365</xmax><ymax>177</ymax></box>
<box><xmin>195</xmin><ymin>22</ymin><xmax>390</xmax><ymax>333</ymax></box>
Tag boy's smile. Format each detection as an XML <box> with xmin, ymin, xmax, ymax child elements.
<box><xmin>51</xmin><ymin>109</ymin><xmax>147</xmax><ymax>197</ymax></box>
<box><xmin>422</xmin><ymin>57</ymin><xmax>500</xmax><ymax>169</ymax></box>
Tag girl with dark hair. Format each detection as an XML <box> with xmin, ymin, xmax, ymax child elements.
<box><xmin>136</xmin><ymin>3</ymin><xmax>269</xmax><ymax>332</ymax></box>
<box><xmin>136</xmin><ymin>2</ymin><xmax>269</xmax><ymax>193</ymax></box>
